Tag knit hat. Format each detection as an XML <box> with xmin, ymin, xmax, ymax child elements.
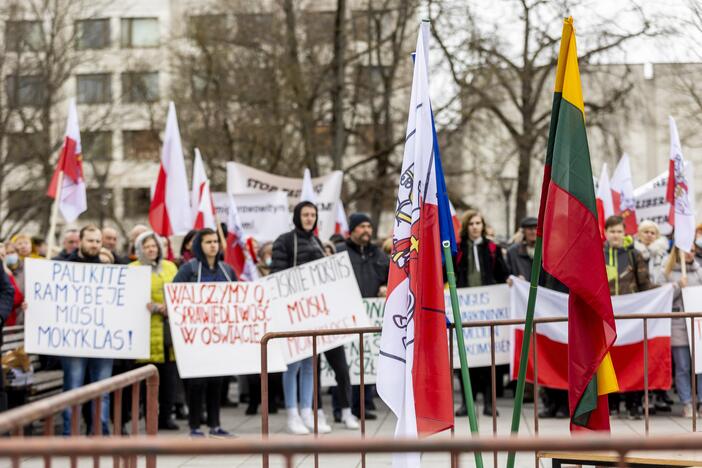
<box><xmin>520</xmin><ymin>216</ymin><xmax>538</xmax><ymax>228</ymax></box>
<box><xmin>349</xmin><ymin>213</ymin><xmax>372</xmax><ymax>232</ymax></box>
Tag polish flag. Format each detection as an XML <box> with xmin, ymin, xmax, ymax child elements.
<box><xmin>667</xmin><ymin>116</ymin><xmax>696</xmax><ymax>252</ymax></box>
<box><xmin>595</xmin><ymin>163</ymin><xmax>614</xmax><ymax>240</ymax></box>
<box><xmin>149</xmin><ymin>102</ymin><xmax>192</xmax><ymax>236</ymax></box>
<box><xmin>610</xmin><ymin>154</ymin><xmax>638</xmax><ymax>235</ymax></box>
<box><xmin>448</xmin><ymin>200</ymin><xmax>461</xmax><ymax>241</ymax></box>
<box><xmin>224</xmin><ymin>193</ymin><xmax>259</xmax><ymax>281</ymax></box>
<box><xmin>47</xmin><ymin>99</ymin><xmax>87</xmax><ymax>222</ymax></box>
<box><xmin>335</xmin><ymin>201</ymin><xmax>349</xmax><ymax>237</ymax></box>
<box><xmin>191</xmin><ymin>148</ymin><xmax>217</xmax><ymax>230</ymax></box>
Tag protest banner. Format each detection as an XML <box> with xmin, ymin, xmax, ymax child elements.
<box><xmin>212</xmin><ymin>191</ymin><xmax>290</xmax><ymax>242</ymax></box>
<box><xmin>24</xmin><ymin>258</ymin><xmax>151</xmax><ymax>359</ymax></box>
<box><xmin>682</xmin><ymin>286</ymin><xmax>702</xmax><ymax>374</ymax></box>
<box><xmin>264</xmin><ymin>251</ymin><xmax>369</xmax><ymax>364</ymax></box>
<box><xmin>165</xmin><ymin>281</ymin><xmax>288</xmax><ymax>378</ymax></box>
<box><xmin>511</xmin><ymin>277</ymin><xmax>673</xmax><ymax>391</ymax></box>
<box><xmin>226</xmin><ymin>161</ymin><xmax>343</xmax><ymax>241</ymax></box>
<box><xmin>634</xmin><ymin>163</ymin><xmax>694</xmax><ymax>236</ymax></box>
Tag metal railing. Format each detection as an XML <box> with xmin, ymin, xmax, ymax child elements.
<box><xmin>260</xmin><ymin>311</ymin><xmax>702</xmax><ymax>468</ymax></box>
<box><xmin>0</xmin><ymin>364</ymin><xmax>160</xmax><ymax>468</ymax></box>
<box><xmin>3</xmin><ymin>434</ymin><xmax>702</xmax><ymax>468</ymax></box>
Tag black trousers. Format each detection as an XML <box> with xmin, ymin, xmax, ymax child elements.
<box><xmin>457</xmin><ymin>368</ymin><xmax>492</xmax><ymax>408</ymax></box>
<box><xmin>246</xmin><ymin>373</ymin><xmax>283</xmax><ymax>407</ymax></box>
<box><xmin>155</xmin><ymin>361</ymin><xmax>177</xmax><ymax>424</ymax></box>
<box><xmin>186</xmin><ymin>377</ymin><xmax>223</xmax><ymax>429</ymax></box>
<box><xmin>317</xmin><ymin>346</ymin><xmax>351</xmax><ymax>409</ymax></box>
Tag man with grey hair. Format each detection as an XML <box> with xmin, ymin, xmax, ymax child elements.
<box><xmin>102</xmin><ymin>227</ymin><xmax>129</xmax><ymax>264</ymax></box>
<box><xmin>52</xmin><ymin>228</ymin><xmax>79</xmax><ymax>260</ymax></box>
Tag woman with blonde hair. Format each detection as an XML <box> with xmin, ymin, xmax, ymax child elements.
<box><xmin>634</xmin><ymin>220</ymin><xmax>669</xmax><ymax>278</ymax></box>
<box><xmin>654</xmin><ymin>246</ymin><xmax>702</xmax><ymax>417</ymax></box>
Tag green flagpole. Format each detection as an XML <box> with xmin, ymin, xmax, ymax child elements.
<box><xmin>443</xmin><ymin>240</ymin><xmax>484</xmax><ymax>468</ymax></box>
<box><xmin>506</xmin><ymin>236</ymin><xmax>543</xmax><ymax>468</ymax></box>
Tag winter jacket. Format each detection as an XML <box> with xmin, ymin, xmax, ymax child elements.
<box><xmin>52</xmin><ymin>249</ymin><xmax>73</xmax><ymax>261</ymax></box>
<box><xmin>173</xmin><ymin>231</ymin><xmax>236</xmax><ymax>283</ymax></box>
<box><xmin>5</xmin><ymin>273</ymin><xmax>24</xmax><ymax>326</ymax></box>
<box><xmin>454</xmin><ymin>235</ymin><xmax>509</xmax><ymax>287</ymax></box>
<box><xmin>653</xmin><ymin>258</ymin><xmax>702</xmax><ymax>346</ymax></box>
<box><xmin>336</xmin><ymin>239</ymin><xmax>389</xmax><ymax>298</ymax></box>
<box><xmin>130</xmin><ymin>231</ymin><xmax>178</xmax><ymax>363</ymax></box>
<box><xmin>270</xmin><ymin>201</ymin><xmax>326</xmax><ymax>273</ymax></box>
<box><xmin>0</xmin><ymin>268</ymin><xmax>15</xmax><ymax>324</ymax></box>
<box><xmin>505</xmin><ymin>241</ymin><xmax>568</xmax><ymax>293</ymax></box>
<box><xmin>604</xmin><ymin>243</ymin><xmax>656</xmax><ymax>296</ymax></box>
<box><xmin>634</xmin><ymin>237</ymin><xmax>669</xmax><ymax>281</ymax></box>
<box><xmin>66</xmin><ymin>249</ymin><xmax>101</xmax><ymax>264</ymax></box>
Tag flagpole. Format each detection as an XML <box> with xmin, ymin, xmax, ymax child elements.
<box><xmin>443</xmin><ymin>240</ymin><xmax>484</xmax><ymax>468</ymax></box>
<box><xmin>506</xmin><ymin>236</ymin><xmax>543</xmax><ymax>468</ymax></box>
<box><xmin>46</xmin><ymin>171</ymin><xmax>64</xmax><ymax>259</ymax></box>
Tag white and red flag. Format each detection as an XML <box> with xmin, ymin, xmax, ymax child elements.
<box><xmin>448</xmin><ymin>200</ymin><xmax>461</xmax><ymax>241</ymax></box>
<box><xmin>610</xmin><ymin>154</ymin><xmax>638</xmax><ymax>235</ymax></box>
<box><xmin>377</xmin><ymin>21</ymin><xmax>453</xmax><ymax>468</ymax></box>
<box><xmin>595</xmin><ymin>163</ymin><xmax>614</xmax><ymax>240</ymax></box>
<box><xmin>224</xmin><ymin>193</ymin><xmax>259</xmax><ymax>281</ymax></box>
<box><xmin>300</xmin><ymin>168</ymin><xmax>316</xmax><ymax>202</ymax></box>
<box><xmin>149</xmin><ymin>102</ymin><xmax>192</xmax><ymax>236</ymax></box>
<box><xmin>47</xmin><ymin>99</ymin><xmax>87</xmax><ymax>222</ymax></box>
<box><xmin>335</xmin><ymin>200</ymin><xmax>349</xmax><ymax>237</ymax></box>
<box><xmin>191</xmin><ymin>148</ymin><xmax>217</xmax><ymax>230</ymax></box>
<box><xmin>667</xmin><ymin>116</ymin><xmax>696</xmax><ymax>252</ymax></box>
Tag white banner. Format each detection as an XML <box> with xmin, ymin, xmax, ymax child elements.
<box><xmin>212</xmin><ymin>191</ymin><xmax>290</xmax><ymax>243</ymax></box>
<box><xmin>263</xmin><ymin>252</ymin><xmax>369</xmax><ymax>364</ymax></box>
<box><xmin>634</xmin><ymin>171</ymin><xmax>672</xmax><ymax>235</ymax></box>
<box><xmin>448</xmin><ymin>284</ymin><xmax>511</xmax><ymax>368</ymax></box>
<box><xmin>682</xmin><ymin>285</ymin><xmax>702</xmax><ymax>374</ymax></box>
<box><xmin>24</xmin><ymin>259</ymin><xmax>151</xmax><ymax>359</ymax></box>
<box><xmin>226</xmin><ymin>161</ymin><xmax>343</xmax><ymax>241</ymax></box>
<box><xmin>165</xmin><ymin>281</ymin><xmax>288</xmax><ymax>378</ymax></box>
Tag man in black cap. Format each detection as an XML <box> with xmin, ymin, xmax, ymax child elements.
<box><xmin>506</xmin><ymin>216</ymin><xmax>538</xmax><ymax>280</ymax></box>
<box><xmin>336</xmin><ymin>213</ymin><xmax>390</xmax><ymax>420</ymax></box>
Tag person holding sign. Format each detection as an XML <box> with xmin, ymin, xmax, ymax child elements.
<box><xmin>130</xmin><ymin>231</ymin><xmax>180</xmax><ymax>430</ymax></box>
<box><xmin>61</xmin><ymin>225</ymin><xmax>113</xmax><ymax>435</ymax></box>
<box><xmin>0</xmin><ymin>260</ymin><xmax>15</xmax><ymax>412</ymax></box>
<box><xmin>172</xmin><ymin>228</ymin><xmax>236</xmax><ymax>438</ymax></box>
<box><xmin>271</xmin><ymin>201</ymin><xmax>333</xmax><ymax>435</ymax></box>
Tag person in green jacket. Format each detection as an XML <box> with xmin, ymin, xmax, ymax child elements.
<box><xmin>130</xmin><ymin>231</ymin><xmax>179</xmax><ymax>430</ymax></box>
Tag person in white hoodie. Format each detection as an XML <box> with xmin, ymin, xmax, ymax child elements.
<box><xmin>654</xmin><ymin>247</ymin><xmax>701</xmax><ymax>418</ymax></box>
<box><xmin>634</xmin><ymin>220</ymin><xmax>673</xmax><ymax>412</ymax></box>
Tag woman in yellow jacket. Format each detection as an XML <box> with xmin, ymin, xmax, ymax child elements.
<box><xmin>130</xmin><ymin>231</ymin><xmax>179</xmax><ymax>430</ymax></box>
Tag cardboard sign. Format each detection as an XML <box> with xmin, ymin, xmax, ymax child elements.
<box><xmin>24</xmin><ymin>259</ymin><xmax>151</xmax><ymax>359</ymax></box>
<box><xmin>634</xmin><ymin>163</ymin><xmax>694</xmax><ymax>237</ymax></box>
<box><xmin>212</xmin><ymin>191</ymin><xmax>290</xmax><ymax>243</ymax></box>
<box><xmin>263</xmin><ymin>251</ymin><xmax>369</xmax><ymax>364</ymax></box>
<box><xmin>226</xmin><ymin>161</ymin><xmax>343</xmax><ymax>241</ymax></box>
<box><xmin>682</xmin><ymin>285</ymin><xmax>702</xmax><ymax>374</ymax></box>
<box><xmin>447</xmin><ymin>284</ymin><xmax>511</xmax><ymax>368</ymax></box>
<box><xmin>165</xmin><ymin>281</ymin><xmax>288</xmax><ymax>378</ymax></box>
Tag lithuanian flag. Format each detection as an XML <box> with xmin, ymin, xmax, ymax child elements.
<box><xmin>537</xmin><ymin>17</ymin><xmax>619</xmax><ymax>431</ymax></box>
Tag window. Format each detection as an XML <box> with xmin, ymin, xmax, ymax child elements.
<box><xmin>123</xmin><ymin>130</ymin><xmax>159</xmax><ymax>161</ymax></box>
<box><xmin>82</xmin><ymin>131</ymin><xmax>112</xmax><ymax>160</ymax></box>
<box><xmin>355</xmin><ymin>65</ymin><xmax>388</xmax><ymax>100</ymax></box>
<box><xmin>85</xmin><ymin>188</ymin><xmax>114</xmax><ymax>219</ymax></box>
<box><xmin>188</xmin><ymin>14</ymin><xmax>226</xmax><ymax>43</ymax></box>
<box><xmin>77</xmin><ymin>74</ymin><xmax>111</xmax><ymax>104</ymax></box>
<box><xmin>5</xmin><ymin>20</ymin><xmax>42</xmax><ymax>51</ymax></box>
<box><xmin>121</xmin><ymin>72</ymin><xmax>159</xmax><ymax>102</ymax></box>
<box><xmin>120</xmin><ymin>18</ymin><xmax>159</xmax><ymax>48</ymax></box>
<box><xmin>351</xmin><ymin>9</ymin><xmax>391</xmax><ymax>42</ymax></box>
<box><xmin>6</xmin><ymin>131</ymin><xmax>47</xmax><ymax>163</ymax></box>
<box><xmin>123</xmin><ymin>188</ymin><xmax>151</xmax><ymax>216</ymax></box>
<box><xmin>303</xmin><ymin>11</ymin><xmax>335</xmax><ymax>45</ymax></box>
<box><xmin>234</xmin><ymin>13</ymin><xmax>274</xmax><ymax>45</ymax></box>
<box><xmin>76</xmin><ymin>19</ymin><xmax>110</xmax><ymax>50</ymax></box>
<box><xmin>6</xmin><ymin>75</ymin><xmax>46</xmax><ymax>107</ymax></box>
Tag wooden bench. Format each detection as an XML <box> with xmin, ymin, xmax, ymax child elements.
<box><xmin>2</xmin><ymin>325</ymin><xmax>64</xmax><ymax>404</ymax></box>
<box><xmin>539</xmin><ymin>451</ymin><xmax>701</xmax><ymax>468</ymax></box>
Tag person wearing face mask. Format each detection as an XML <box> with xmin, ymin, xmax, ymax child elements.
<box><xmin>3</xmin><ymin>244</ymin><xmax>22</xmax><ymax>299</ymax></box>
<box><xmin>271</xmin><ymin>201</ymin><xmax>332</xmax><ymax>435</ymax></box>
<box><xmin>654</xmin><ymin>246</ymin><xmax>700</xmax><ymax>418</ymax></box>
<box><xmin>256</xmin><ymin>242</ymin><xmax>274</xmax><ymax>276</ymax></box>
<box><xmin>453</xmin><ymin>210</ymin><xmax>509</xmax><ymax>417</ymax></box>
<box><xmin>0</xmin><ymin>242</ymin><xmax>22</xmax><ymax>327</ymax></box>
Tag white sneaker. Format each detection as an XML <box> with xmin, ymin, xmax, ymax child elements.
<box><xmin>300</xmin><ymin>408</ymin><xmax>332</xmax><ymax>434</ymax></box>
<box><xmin>340</xmin><ymin>408</ymin><xmax>360</xmax><ymax>430</ymax></box>
<box><xmin>683</xmin><ymin>403</ymin><xmax>694</xmax><ymax>418</ymax></box>
<box><xmin>286</xmin><ymin>408</ymin><xmax>310</xmax><ymax>435</ymax></box>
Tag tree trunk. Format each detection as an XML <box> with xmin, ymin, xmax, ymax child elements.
<box><xmin>514</xmin><ymin>146</ymin><xmax>532</xmax><ymax>233</ymax></box>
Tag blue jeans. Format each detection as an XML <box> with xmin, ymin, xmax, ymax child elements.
<box><xmin>283</xmin><ymin>358</ymin><xmax>313</xmax><ymax>410</ymax></box>
<box><xmin>672</xmin><ymin>346</ymin><xmax>702</xmax><ymax>405</ymax></box>
<box><xmin>61</xmin><ymin>357</ymin><xmax>113</xmax><ymax>435</ymax></box>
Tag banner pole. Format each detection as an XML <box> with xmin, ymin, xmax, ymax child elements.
<box><xmin>46</xmin><ymin>171</ymin><xmax>64</xmax><ymax>259</ymax></box>
<box><xmin>443</xmin><ymin>241</ymin><xmax>483</xmax><ymax>468</ymax></box>
<box><xmin>506</xmin><ymin>236</ymin><xmax>543</xmax><ymax>468</ymax></box>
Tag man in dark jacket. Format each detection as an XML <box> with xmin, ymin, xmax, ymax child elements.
<box><xmin>173</xmin><ymin>228</ymin><xmax>236</xmax><ymax>437</ymax></box>
<box><xmin>506</xmin><ymin>217</ymin><xmax>537</xmax><ymax>280</ymax></box>
<box><xmin>52</xmin><ymin>228</ymin><xmax>79</xmax><ymax>260</ymax></box>
<box><xmin>335</xmin><ymin>213</ymin><xmax>389</xmax><ymax>421</ymax></box>
<box><xmin>0</xmin><ymin>267</ymin><xmax>15</xmax><ymax>412</ymax></box>
<box><xmin>61</xmin><ymin>225</ymin><xmax>113</xmax><ymax>435</ymax></box>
